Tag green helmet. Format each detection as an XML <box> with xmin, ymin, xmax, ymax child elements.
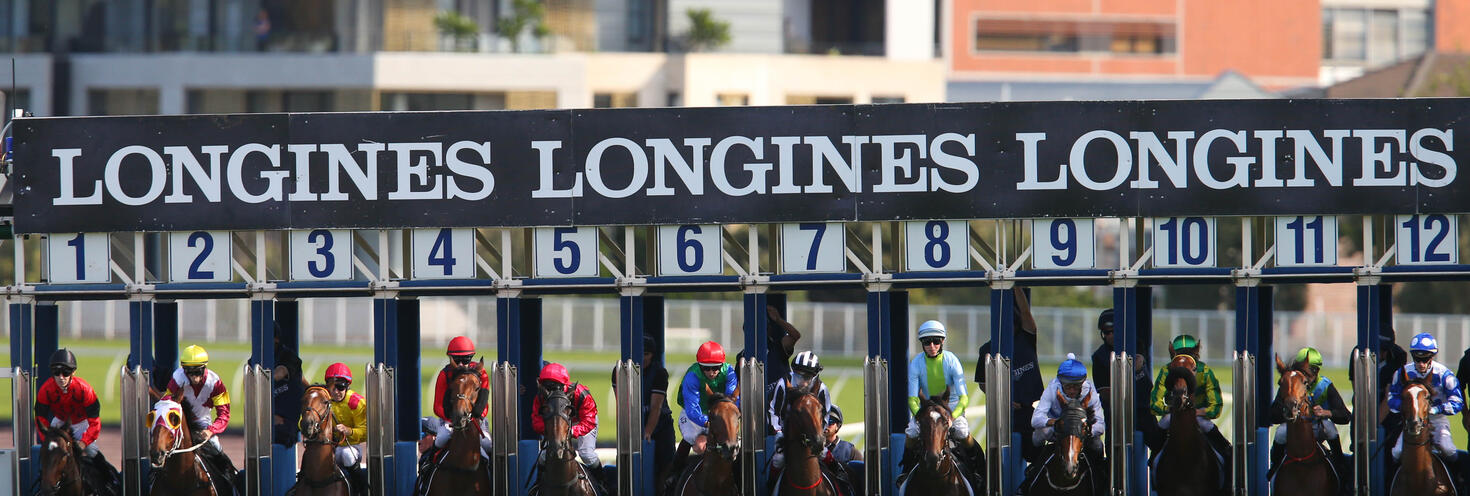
<box><xmin>1295</xmin><ymin>347</ymin><xmax>1323</xmax><ymax>369</ymax></box>
<box><xmin>1171</xmin><ymin>334</ymin><xmax>1199</xmax><ymax>350</ymax></box>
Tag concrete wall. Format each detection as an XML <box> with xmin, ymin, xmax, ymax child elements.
<box><xmin>679</xmin><ymin>53</ymin><xmax>945</xmax><ymax>106</ymax></box>
<box><xmin>0</xmin><ymin>54</ymin><xmax>52</xmax><ymax>118</ymax></box>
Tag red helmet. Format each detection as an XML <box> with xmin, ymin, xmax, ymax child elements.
<box><xmin>447</xmin><ymin>336</ymin><xmax>476</xmax><ymax>357</ymax></box>
<box><xmin>325</xmin><ymin>363</ymin><xmax>352</xmax><ymax>382</ymax></box>
<box><xmin>538</xmin><ymin>363</ymin><xmax>570</xmax><ymax>385</ymax></box>
<box><xmin>696</xmin><ymin>341</ymin><xmax>726</xmax><ymax>366</ymax></box>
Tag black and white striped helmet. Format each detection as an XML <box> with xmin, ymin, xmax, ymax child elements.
<box><xmin>792</xmin><ymin>350</ymin><xmax>823</xmax><ymax>373</ymax></box>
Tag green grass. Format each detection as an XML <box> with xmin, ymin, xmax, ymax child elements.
<box><xmin>4</xmin><ymin>340</ymin><xmax>1468</xmax><ymax>452</ymax></box>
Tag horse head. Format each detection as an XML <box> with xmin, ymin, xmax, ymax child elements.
<box><xmin>1275</xmin><ymin>355</ymin><xmax>1313</xmax><ymax>423</ymax></box>
<box><xmin>38</xmin><ymin>421</ymin><xmax>80</xmax><ymax>495</ymax></box>
<box><xmin>705</xmin><ymin>393</ymin><xmax>741</xmax><ymax>462</ymax></box>
<box><xmin>782</xmin><ymin>390</ymin><xmax>825</xmax><ymax>459</ymax></box>
<box><xmin>447</xmin><ymin>360</ymin><xmax>485</xmax><ymax>432</ymax></box>
<box><xmin>1053</xmin><ymin>390</ymin><xmax>1092</xmax><ymax>482</ymax></box>
<box><xmin>1402</xmin><ymin>381</ymin><xmax>1432</xmax><ymax>443</ymax></box>
<box><xmin>1165</xmin><ymin>355</ymin><xmax>1197</xmax><ymax>414</ymax></box>
<box><xmin>538</xmin><ymin>382</ymin><xmax>578</xmax><ymax>462</ymax></box>
<box><xmin>148</xmin><ymin>400</ymin><xmax>188</xmax><ymax>469</ymax></box>
<box><xmin>299</xmin><ymin>385</ymin><xmax>337</xmax><ymax>444</ymax></box>
<box><xmin>917</xmin><ymin>387</ymin><xmax>954</xmax><ymax>469</ymax></box>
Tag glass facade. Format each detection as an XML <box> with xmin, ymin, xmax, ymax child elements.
<box><xmin>1322</xmin><ymin>6</ymin><xmax>1430</xmax><ymax>66</ymax></box>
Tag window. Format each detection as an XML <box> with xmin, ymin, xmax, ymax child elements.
<box><xmin>594</xmin><ymin>93</ymin><xmax>638</xmax><ymax>108</ymax></box>
<box><xmin>380</xmin><ymin>92</ymin><xmax>508</xmax><ymax>111</ymax></box>
<box><xmin>0</xmin><ymin>89</ymin><xmax>30</xmax><ymax>129</ymax></box>
<box><xmin>974</xmin><ymin>18</ymin><xmax>1175</xmax><ymax>55</ymax></box>
<box><xmin>872</xmin><ymin>96</ymin><xmax>905</xmax><ymax>104</ymax></box>
<box><xmin>716</xmin><ymin>93</ymin><xmax>749</xmax><ymax>106</ymax></box>
<box><xmin>1322</xmin><ymin>7</ymin><xmax>1430</xmax><ymax>64</ymax></box>
<box><xmin>88</xmin><ymin>89</ymin><xmax>160</xmax><ymax>116</ymax></box>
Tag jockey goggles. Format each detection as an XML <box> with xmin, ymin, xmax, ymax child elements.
<box><xmin>51</xmin><ymin>366</ymin><xmax>74</xmax><ymax>377</ymax></box>
<box><xmin>1412</xmin><ymin>350</ymin><xmax>1436</xmax><ymax>363</ymax></box>
<box><xmin>452</xmin><ymin>355</ymin><xmax>475</xmax><ymax>365</ymax></box>
<box><xmin>920</xmin><ymin>337</ymin><xmax>944</xmax><ymax>347</ymax></box>
<box><xmin>184</xmin><ymin>365</ymin><xmax>207</xmax><ymax>377</ymax></box>
<box><xmin>331</xmin><ymin>379</ymin><xmax>351</xmax><ymax>391</ymax></box>
<box><xmin>700</xmin><ymin>364</ymin><xmax>722</xmax><ymax>374</ymax></box>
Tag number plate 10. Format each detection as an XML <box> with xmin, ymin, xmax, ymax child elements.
<box><xmin>1031</xmin><ymin>219</ymin><xmax>1095</xmax><ymax>270</ymax></box>
<box><xmin>1152</xmin><ymin>217</ymin><xmax>1216</xmax><ymax>268</ymax></box>
<box><xmin>1396</xmin><ymin>214</ymin><xmax>1459</xmax><ymax>265</ymax></box>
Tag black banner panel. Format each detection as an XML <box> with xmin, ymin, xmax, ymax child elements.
<box><xmin>11</xmin><ymin>99</ymin><xmax>1467</xmax><ymax>233</ymax></box>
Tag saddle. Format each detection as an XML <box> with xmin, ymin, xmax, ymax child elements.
<box><xmin>72</xmin><ymin>449</ymin><xmax>122</xmax><ymax>496</ymax></box>
<box><xmin>1389</xmin><ymin>452</ymin><xmax>1459</xmax><ymax>495</ymax></box>
<box><xmin>895</xmin><ymin>439</ymin><xmax>981</xmax><ymax>495</ymax></box>
<box><xmin>285</xmin><ymin>466</ymin><xmax>365</xmax><ymax>496</ymax></box>
<box><xmin>524</xmin><ymin>461</ymin><xmax>607</xmax><ymax>496</ymax></box>
<box><xmin>414</xmin><ymin>446</ymin><xmax>492</xmax><ymax>495</ymax></box>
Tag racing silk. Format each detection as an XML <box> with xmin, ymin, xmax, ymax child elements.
<box><xmin>1388</xmin><ymin>361</ymin><xmax>1464</xmax><ymax>415</ymax></box>
<box><xmin>432</xmin><ymin>363</ymin><xmax>491</xmax><ymax>421</ymax></box>
<box><xmin>163</xmin><ymin>368</ymin><xmax>231</xmax><ymax>434</ymax></box>
<box><xmin>1031</xmin><ymin>378</ymin><xmax>1106</xmax><ymax>437</ymax></box>
<box><xmin>34</xmin><ymin>376</ymin><xmax>102</xmax><ymax>446</ymax></box>
<box><xmin>767</xmin><ymin>374</ymin><xmax>834</xmax><ymax>434</ymax></box>
<box><xmin>907</xmin><ymin>350</ymin><xmax>968</xmax><ymax>417</ymax></box>
<box><xmin>531</xmin><ymin>383</ymin><xmax>599</xmax><ymax>438</ymax></box>
<box><xmin>678</xmin><ymin>363</ymin><xmax>739</xmax><ymax>427</ymax></box>
<box><xmin>1308</xmin><ymin>377</ymin><xmax>1333</xmax><ymax>407</ymax></box>
<box><xmin>1149</xmin><ymin>360</ymin><xmax>1223</xmax><ymax>419</ymax></box>
<box><xmin>827</xmin><ymin>439</ymin><xmax>859</xmax><ymax>464</ymax></box>
<box><xmin>329</xmin><ymin>389</ymin><xmax>369</xmax><ymax>446</ymax></box>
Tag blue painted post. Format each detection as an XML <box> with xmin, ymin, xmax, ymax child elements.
<box><xmin>497</xmin><ymin>296</ymin><xmax>543</xmax><ymax>496</ymax></box>
<box><xmin>1235</xmin><ymin>286</ymin><xmax>1274</xmax><ymax>496</ymax></box>
<box><xmin>866</xmin><ymin>290</ymin><xmax>908</xmax><ymax>496</ymax></box>
<box><xmin>989</xmin><ymin>287</ymin><xmax>1020</xmax><ymax>495</ymax></box>
<box><xmin>742</xmin><ymin>290</ymin><xmax>772</xmax><ymax>489</ymax></box>
<box><xmin>373</xmin><ymin>297</ymin><xmax>421</xmax><ymax>496</ymax></box>
<box><xmin>125</xmin><ymin>298</ymin><xmax>155</xmax><ymax>494</ymax></box>
<box><xmin>34</xmin><ymin>303</ymin><xmax>58</xmax><ymax>381</ymax></box>
<box><xmin>11</xmin><ymin>298</ymin><xmax>36</xmax><ymax>496</ymax></box>
<box><xmin>1113</xmin><ymin>286</ymin><xmax>1152</xmax><ymax>493</ymax></box>
<box><xmin>273</xmin><ymin>300</ymin><xmax>299</xmax><ymax>496</ymax></box>
<box><xmin>1356</xmin><ymin>284</ymin><xmax>1391</xmax><ymax>496</ymax></box>
<box><xmin>618</xmin><ymin>293</ymin><xmax>664</xmax><ymax>494</ymax></box>
<box><xmin>249</xmin><ymin>298</ymin><xmax>277</xmax><ymax>496</ymax></box>
<box><xmin>153</xmin><ymin>302</ymin><xmax>179</xmax><ymax>388</ymax></box>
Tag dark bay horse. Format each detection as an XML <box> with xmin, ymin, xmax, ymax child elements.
<box><xmin>290</xmin><ymin>386</ymin><xmax>351</xmax><ymax>496</ymax></box>
<box><xmin>672</xmin><ymin>394</ymin><xmax>741</xmax><ymax>496</ymax></box>
<box><xmin>421</xmin><ymin>366</ymin><xmax>493</xmax><ymax>496</ymax></box>
<box><xmin>1271</xmin><ymin>356</ymin><xmax>1336</xmax><ymax>496</ymax></box>
<box><xmin>147</xmin><ymin>400</ymin><xmax>219</xmax><ymax>496</ymax></box>
<box><xmin>900</xmin><ymin>389</ymin><xmax>972</xmax><ymax>496</ymax></box>
<box><xmin>1025</xmin><ymin>390</ymin><xmax>1101</xmax><ymax>496</ymax></box>
<box><xmin>777</xmin><ymin>390</ymin><xmax>841</xmax><ymax>496</ymax></box>
<box><xmin>1390</xmin><ymin>381</ymin><xmax>1455</xmax><ymax>496</ymax></box>
<box><xmin>1152</xmin><ymin>355</ymin><xmax>1224</xmax><ymax>496</ymax></box>
<box><xmin>37</xmin><ymin>422</ymin><xmax>85</xmax><ymax>496</ymax></box>
<box><xmin>532</xmin><ymin>383</ymin><xmax>598</xmax><ymax>496</ymax></box>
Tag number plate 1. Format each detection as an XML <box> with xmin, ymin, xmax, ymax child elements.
<box><xmin>781</xmin><ymin>223</ymin><xmax>846</xmax><ymax>273</ymax></box>
<box><xmin>534</xmin><ymin>227</ymin><xmax>600</xmax><ymax>278</ymax></box>
<box><xmin>658</xmin><ymin>225</ymin><xmax>723</xmax><ymax>276</ymax></box>
<box><xmin>1396</xmin><ymin>214</ymin><xmax>1459</xmax><ymax>265</ymax></box>
<box><xmin>904</xmin><ymin>221</ymin><xmax>970</xmax><ymax>271</ymax></box>
<box><xmin>1031</xmin><ymin>219</ymin><xmax>1095</xmax><ymax>270</ymax></box>
<box><xmin>1151</xmin><ymin>217</ymin><xmax>1217</xmax><ymax>268</ymax></box>
<box><xmin>1274</xmin><ymin>216</ymin><xmax>1338</xmax><ymax>267</ymax></box>
<box><xmin>412</xmin><ymin>228</ymin><xmax>476</xmax><ymax>279</ymax></box>
<box><xmin>290</xmin><ymin>229</ymin><xmax>355</xmax><ymax>281</ymax></box>
<box><xmin>169</xmin><ymin>231</ymin><xmax>233</xmax><ymax>282</ymax></box>
<box><xmin>47</xmin><ymin>233</ymin><xmax>111</xmax><ymax>284</ymax></box>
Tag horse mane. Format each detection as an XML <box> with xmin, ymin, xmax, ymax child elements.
<box><xmin>1165</xmin><ymin>364</ymin><xmax>1196</xmax><ymax>395</ymax></box>
<box><xmin>176</xmin><ymin>398</ymin><xmax>203</xmax><ymax>437</ymax></box>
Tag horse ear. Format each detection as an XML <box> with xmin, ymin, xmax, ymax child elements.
<box><xmin>1275</xmin><ymin>354</ymin><xmax>1287</xmax><ymax>375</ymax></box>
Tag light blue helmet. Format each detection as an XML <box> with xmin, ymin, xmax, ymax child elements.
<box><xmin>917</xmin><ymin>320</ymin><xmax>947</xmax><ymax>340</ymax></box>
<box><xmin>1410</xmin><ymin>332</ymin><xmax>1439</xmax><ymax>354</ymax></box>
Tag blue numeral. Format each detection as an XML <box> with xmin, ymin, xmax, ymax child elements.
<box><xmin>553</xmin><ymin>227</ymin><xmax>581</xmax><ymax>274</ymax></box>
<box><xmin>1050</xmin><ymin>219</ymin><xmax>1077</xmax><ymax>266</ymax></box>
<box><xmin>1160</xmin><ymin>218</ymin><xmax>1208</xmax><ymax>266</ymax></box>
<box><xmin>799</xmin><ymin>223</ymin><xmax>827</xmax><ymax>271</ymax></box>
<box><xmin>67</xmin><ymin>234</ymin><xmax>85</xmax><ymax>280</ymax></box>
<box><xmin>428</xmin><ymin>228</ymin><xmax>456</xmax><ymax>275</ymax></box>
<box><xmin>187</xmin><ymin>232</ymin><xmax>215</xmax><ymax>279</ymax></box>
<box><xmin>923</xmin><ymin>221</ymin><xmax>951</xmax><ymax>268</ymax></box>
<box><xmin>307</xmin><ymin>230</ymin><xmax>335</xmax><ymax>278</ymax></box>
<box><xmin>676</xmin><ymin>225</ymin><xmax>703</xmax><ymax>272</ymax></box>
<box><xmin>1426</xmin><ymin>215</ymin><xmax>1451</xmax><ymax>262</ymax></box>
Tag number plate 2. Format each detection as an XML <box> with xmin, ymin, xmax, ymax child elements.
<box><xmin>168</xmin><ymin>231</ymin><xmax>233</xmax><ymax>282</ymax></box>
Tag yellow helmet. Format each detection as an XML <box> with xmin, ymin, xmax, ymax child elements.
<box><xmin>181</xmin><ymin>345</ymin><xmax>210</xmax><ymax>367</ymax></box>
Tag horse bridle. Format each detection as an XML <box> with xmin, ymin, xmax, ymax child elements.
<box><xmin>300</xmin><ymin>386</ymin><xmax>342</xmax><ymax>446</ymax></box>
<box><xmin>1403</xmin><ymin>383</ymin><xmax>1432</xmax><ymax>446</ymax></box>
<box><xmin>784</xmin><ymin>393</ymin><xmax>825</xmax><ymax>458</ymax></box>
<box><xmin>151</xmin><ymin>406</ymin><xmax>207</xmax><ymax>469</ymax></box>
<box><xmin>1279</xmin><ymin>372</ymin><xmax>1312</xmax><ymax>423</ymax></box>
<box><xmin>539</xmin><ymin>386</ymin><xmax>579</xmax><ymax>461</ymax></box>
<box><xmin>449</xmin><ymin>369</ymin><xmax>484</xmax><ymax>431</ymax></box>
<box><xmin>706</xmin><ymin>397</ymin><xmax>741</xmax><ymax>461</ymax></box>
<box><xmin>39</xmin><ymin>431</ymin><xmax>79</xmax><ymax>495</ymax></box>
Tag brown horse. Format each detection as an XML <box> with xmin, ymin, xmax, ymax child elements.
<box><xmin>147</xmin><ymin>400</ymin><xmax>219</xmax><ymax>496</ymax></box>
<box><xmin>422</xmin><ymin>366</ymin><xmax>492</xmax><ymax>496</ymax></box>
<box><xmin>1025</xmin><ymin>390</ymin><xmax>1102</xmax><ymax>496</ymax></box>
<box><xmin>900</xmin><ymin>389</ymin><xmax>971</xmax><ymax>496</ymax></box>
<box><xmin>37</xmin><ymin>422</ymin><xmax>85</xmax><ymax>496</ymax></box>
<box><xmin>290</xmin><ymin>386</ymin><xmax>351</xmax><ymax>496</ymax></box>
<box><xmin>672</xmin><ymin>394</ymin><xmax>741</xmax><ymax>496</ymax></box>
<box><xmin>1151</xmin><ymin>355</ymin><xmax>1224</xmax><ymax>496</ymax></box>
<box><xmin>1270</xmin><ymin>356</ymin><xmax>1337</xmax><ymax>496</ymax></box>
<box><xmin>1390</xmin><ymin>381</ymin><xmax>1455</xmax><ymax>496</ymax></box>
<box><xmin>777</xmin><ymin>391</ymin><xmax>840</xmax><ymax>496</ymax></box>
<box><xmin>533</xmin><ymin>383</ymin><xmax>598</xmax><ymax>496</ymax></box>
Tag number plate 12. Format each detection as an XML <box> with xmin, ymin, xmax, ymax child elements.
<box><xmin>1396</xmin><ymin>214</ymin><xmax>1459</xmax><ymax>265</ymax></box>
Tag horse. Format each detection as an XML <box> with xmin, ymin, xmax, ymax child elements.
<box><xmin>1024</xmin><ymin>390</ymin><xmax>1102</xmax><ymax>496</ymax></box>
<box><xmin>419</xmin><ymin>365</ymin><xmax>492</xmax><ymax>496</ymax></box>
<box><xmin>531</xmin><ymin>382</ymin><xmax>599</xmax><ymax>496</ymax></box>
<box><xmin>900</xmin><ymin>388</ymin><xmax>973</xmax><ymax>496</ymax></box>
<box><xmin>147</xmin><ymin>400</ymin><xmax>220</xmax><ymax>496</ymax></box>
<box><xmin>289</xmin><ymin>386</ymin><xmax>352</xmax><ymax>496</ymax></box>
<box><xmin>1390</xmin><ymin>380</ymin><xmax>1455</xmax><ymax>496</ymax></box>
<box><xmin>671</xmin><ymin>393</ymin><xmax>741</xmax><ymax>496</ymax></box>
<box><xmin>775</xmin><ymin>390</ymin><xmax>841</xmax><ymax>496</ymax></box>
<box><xmin>1270</xmin><ymin>356</ymin><xmax>1337</xmax><ymax>496</ymax></box>
<box><xmin>37</xmin><ymin>422</ymin><xmax>85</xmax><ymax>496</ymax></box>
<box><xmin>1151</xmin><ymin>355</ymin><xmax>1224</xmax><ymax>496</ymax></box>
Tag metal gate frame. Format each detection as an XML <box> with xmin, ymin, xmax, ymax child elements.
<box><xmin>242</xmin><ymin>363</ymin><xmax>272</xmax><ymax>496</ymax></box>
<box><xmin>984</xmin><ymin>354</ymin><xmax>1012</xmax><ymax>496</ymax></box>
<box><xmin>1351</xmin><ymin>349</ymin><xmax>1378</xmax><ymax>496</ymax></box>
<box><xmin>1106</xmin><ymin>352</ymin><xmax>1134</xmax><ymax>496</ymax></box>
<box><xmin>119</xmin><ymin>365</ymin><xmax>150</xmax><ymax>496</ymax></box>
<box><xmin>1231</xmin><ymin>351</ymin><xmax>1257</xmax><ymax>496</ymax></box>
<box><xmin>737</xmin><ymin>357</ymin><xmax>766</xmax><ymax>496</ymax></box>
<box><xmin>863</xmin><ymin>357</ymin><xmax>890</xmax><ymax>494</ymax></box>
<box><xmin>614</xmin><ymin>359</ymin><xmax>643</xmax><ymax>495</ymax></box>
<box><xmin>366</xmin><ymin>363</ymin><xmax>397</xmax><ymax>495</ymax></box>
<box><xmin>491</xmin><ymin>362</ymin><xmax>520</xmax><ymax>495</ymax></box>
<box><xmin>8</xmin><ymin>367</ymin><xmax>29</xmax><ymax>496</ymax></box>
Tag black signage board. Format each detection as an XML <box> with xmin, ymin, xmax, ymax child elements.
<box><xmin>10</xmin><ymin>99</ymin><xmax>1467</xmax><ymax>233</ymax></box>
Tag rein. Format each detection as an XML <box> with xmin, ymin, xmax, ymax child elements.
<box><xmin>1281</xmin><ymin>449</ymin><xmax>1322</xmax><ymax>466</ymax></box>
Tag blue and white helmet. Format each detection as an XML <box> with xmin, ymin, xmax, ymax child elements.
<box><xmin>917</xmin><ymin>320</ymin><xmax>947</xmax><ymax>340</ymax></box>
<box><xmin>1410</xmin><ymin>332</ymin><xmax>1440</xmax><ymax>354</ymax></box>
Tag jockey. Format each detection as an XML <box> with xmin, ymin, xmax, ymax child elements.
<box><xmin>1388</xmin><ymin>333</ymin><xmax>1463</xmax><ymax>462</ymax></box>
<box><xmin>768</xmin><ymin>350</ymin><xmax>835</xmax><ymax>469</ymax></box>
<box><xmin>530</xmin><ymin>363</ymin><xmax>602</xmax><ymax>471</ymax></box>
<box><xmin>1267</xmin><ymin>347</ymin><xmax>1350</xmax><ymax>476</ymax></box>
<box><xmin>429</xmin><ymin>336</ymin><xmax>492</xmax><ymax>454</ymax></box>
<box><xmin>902</xmin><ymin>320</ymin><xmax>984</xmax><ymax>468</ymax></box>
<box><xmin>35</xmin><ymin>349</ymin><xmax>102</xmax><ymax>459</ymax></box>
<box><xmin>823</xmin><ymin>407</ymin><xmax>861</xmax><ymax>464</ymax></box>
<box><xmin>1030</xmin><ymin>354</ymin><xmax>1105</xmax><ymax>455</ymax></box>
<box><xmin>162</xmin><ymin>345</ymin><xmax>241</xmax><ymax>491</ymax></box>
<box><xmin>1149</xmin><ymin>335</ymin><xmax>1231</xmax><ymax>460</ymax></box>
<box><xmin>324</xmin><ymin>363</ymin><xmax>368</xmax><ymax>470</ymax></box>
<box><xmin>667</xmin><ymin>340</ymin><xmax>739</xmax><ymax>479</ymax></box>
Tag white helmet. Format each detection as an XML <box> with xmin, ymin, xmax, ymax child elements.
<box><xmin>917</xmin><ymin>320</ymin><xmax>947</xmax><ymax>340</ymax></box>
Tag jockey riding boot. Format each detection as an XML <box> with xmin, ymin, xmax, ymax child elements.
<box><xmin>899</xmin><ymin>437</ymin><xmax>921</xmax><ymax>473</ymax></box>
<box><xmin>961</xmin><ymin>436</ymin><xmax>985</xmax><ymax>469</ymax></box>
<box><xmin>663</xmin><ymin>441</ymin><xmax>692</xmax><ymax>490</ymax></box>
<box><xmin>1205</xmin><ymin>428</ymin><xmax>1232</xmax><ymax>460</ymax></box>
<box><xmin>1266</xmin><ymin>442</ymin><xmax>1285</xmax><ymax>479</ymax></box>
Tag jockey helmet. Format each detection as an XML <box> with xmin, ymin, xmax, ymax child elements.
<box><xmin>50</xmin><ymin>349</ymin><xmax>78</xmax><ymax>372</ymax></box>
<box><xmin>1295</xmin><ymin>347</ymin><xmax>1323</xmax><ymax>369</ymax></box>
<box><xmin>181</xmin><ymin>345</ymin><xmax>210</xmax><ymax>367</ymax></box>
<box><xmin>1058</xmin><ymin>353</ymin><xmax>1087</xmax><ymax>384</ymax></box>
<box><xmin>1410</xmin><ymin>332</ymin><xmax>1439</xmax><ymax>355</ymax></box>
<box><xmin>827</xmin><ymin>406</ymin><xmax>844</xmax><ymax>426</ymax></box>
<box><xmin>1170</xmin><ymin>334</ymin><xmax>1199</xmax><ymax>351</ymax></box>
<box><xmin>917</xmin><ymin>320</ymin><xmax>947</xmax><ymax>340</ymax></box>
<box><xmin>539</xmin><ymin>362</ymin><xmax>571</xmax><ymax>385</ymax></box>
<box><xmin>1097</xmin><ymin>309</ymin><xmax>1115</xmax><ymax>333</ymax></box>
<box><xmin>447</xmin><ymin>336</ymin><xmax>476</xmax><ymax>357</ymax></box>
<box><xmin>792</xmin><ymin>351</ymin><xmax>822</xmax><ymax>374</ymax></box>
<box><xmin>696</xmin><ymin>341</ymin><xmax>726</xmax><ymax>366</ymax></box>
<box><xmin>325</xmin><ymin>363</ymin><xmax>353</xmax><ymax>383</ymax></box>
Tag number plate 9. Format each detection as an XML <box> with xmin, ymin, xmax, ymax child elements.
<box><xmin>1031</xmin><ymin>219</ymin><xmax>1095</xmax><ymax>270</ymax></box>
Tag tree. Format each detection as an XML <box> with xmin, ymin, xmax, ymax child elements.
<box><xmin>434</xmin><ymin>11</ymin><xmax>479</xmax><ymax>51</ymax></box>
<box><xmin>497</xmin><ymin>0</ymin><xmax>549</xmax><ymax>53</ymax></box>
<box><xmin>684</xmin><ymin>8</ymin><xmax>731</xmax><ymax>52</ymax></box>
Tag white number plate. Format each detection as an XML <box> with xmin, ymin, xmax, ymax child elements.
<box><xmin>168</xmin><ymin>231</ymin><xmax>233</xmax><ymax>282</ymax></box>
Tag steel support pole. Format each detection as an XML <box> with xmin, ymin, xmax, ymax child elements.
<box><xmin>866</xmin><ymin>290</ymin><xmax>907</xmax><ymax>495</ymax></box>
<box><xmin>497</xmin><ymin>296</ymin><xmax>543</xmax><ymax>496</ymax></box>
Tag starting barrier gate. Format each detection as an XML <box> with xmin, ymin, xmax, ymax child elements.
<box><xmin>3</xmin><ymin>98</ymin><xmax>1469</xmax><ymax>496</ymax></box>
<box><xmin>613</xmin><ymin>359</ymin><xmax>644</xmax><ymax>495</ymax></box>
<box><xmin>7</xmin><ymin>367</ymin><xmax>28</xmax><ymax>496</ymax></box>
